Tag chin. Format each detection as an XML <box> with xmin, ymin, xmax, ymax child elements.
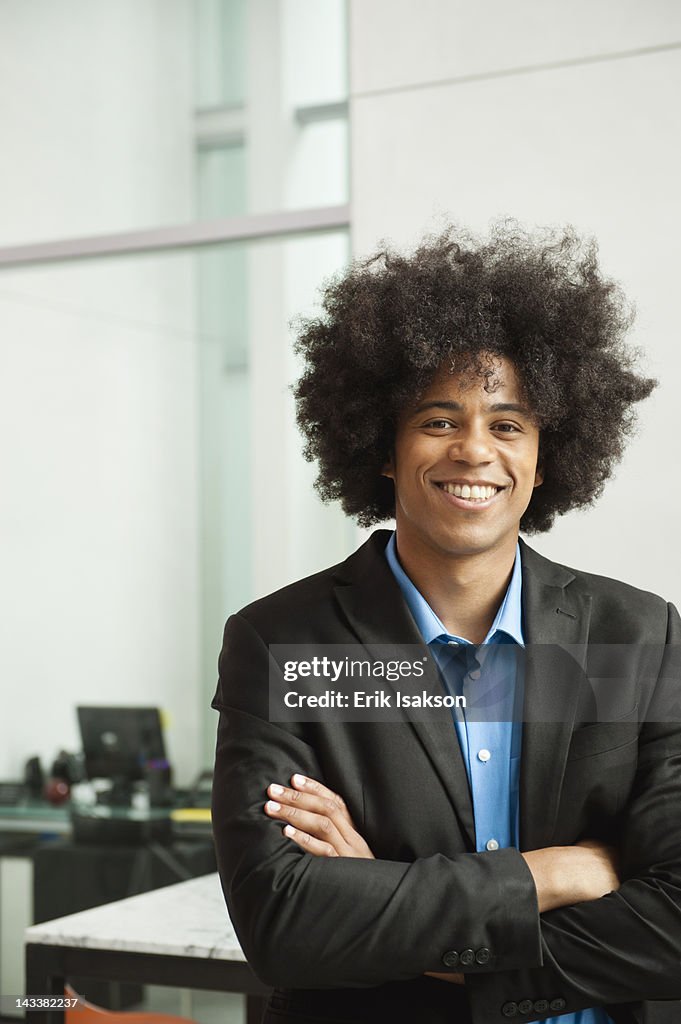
<box><xmin>439</xmin><ymin>529</ymin><xmax>511</xmax><ymax>557</ymax></box>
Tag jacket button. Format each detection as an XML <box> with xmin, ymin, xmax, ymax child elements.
<box><xmin>518</xmin><ymin>999</ymin><xmax>533</xmax><ymax>1014</ymax></box>
<box><xmin>550</xmin><ymin>998</ymin><xmax>566</xmax><ymax>1011</ymax></box>
<box><xmin>475</xmin><ymin>947</ymin><xmax>490</xmax><ymax>964</ymax></box>
<box><xmin>533</xmin><ymin>1000</ymin><xmax>549</xmax><ymax>1013</ymax></box>
<box><xmin>441</xmin><ymin>950</ymin><xmax>459</xmax><ymax>967</ymax></box>
<box><xmin>459</xmin><ymin>948</ymin><xmax>475</xmax><ymax>965</ymax></box>
<box><xmin>502</xmin><ymin>1003</ymin><xmax>518</xmax><ymax>1019</ymax></box>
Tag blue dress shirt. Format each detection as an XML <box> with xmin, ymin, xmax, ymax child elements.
<box><xmin>385</xmin><ymin>532</ymin><xmax>612</xmax><ymax>1024</ymax></box>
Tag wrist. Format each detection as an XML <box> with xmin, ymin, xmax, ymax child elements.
<box><xmin>522</xmin><ymin>846</ymin><xmax>574</xmax><ymax>913</ymax></box>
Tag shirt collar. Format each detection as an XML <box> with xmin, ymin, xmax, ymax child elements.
<box><xmin>384</xmin><ymin>531</ymin><xmax>524</xmax><ymax>647</ymax></box>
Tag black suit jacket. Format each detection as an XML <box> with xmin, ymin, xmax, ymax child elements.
<box><xmin>211</xmin><ymin>531</ymin><xmax>681</xmax><ymax>1024</ymax></box>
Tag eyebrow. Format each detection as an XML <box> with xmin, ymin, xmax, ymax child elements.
<box><xmin>412</xmin><ymin>400</ymin><xmax>532</xmax><ymax>417</ymax></box>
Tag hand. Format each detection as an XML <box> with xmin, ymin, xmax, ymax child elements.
<box><xmin>264</xmin><ymin>774</ymin><xmax>375</xmax><ymax>859</ymax></box>
<box><xmin>424</xmin><ymin>971</ymin><xmax>465</xmax><ymax>985</ymax></box>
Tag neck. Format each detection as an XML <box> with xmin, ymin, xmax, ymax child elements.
<box><xmin>394</xmin><ymin>532</ymin><xmax>518</xmax><ymax>644</ymax></box>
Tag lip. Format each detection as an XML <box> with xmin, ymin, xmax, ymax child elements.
<box><xmin>433</xmin><ymin>481</ymin><xmax>507</xmax><ymax>510</ymax></box>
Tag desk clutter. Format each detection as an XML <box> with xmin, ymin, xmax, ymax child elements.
<box><xmin>3</xmin><ymin>705</ymin><xmax>213</xmax><ymax>843</ymax></box>
<box><xmin>0</xmin><ymin>706</ymin><xmax>217</xmax><ymax>1015</ymax></box>
<box><xmin>0</xmin><ymin>780</ymin><xmax>26</xmax><ymax>805</ymax></box>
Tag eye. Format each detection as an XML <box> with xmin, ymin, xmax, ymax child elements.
<box><xmin>493</xmin><ymin>423</ymin><xmax>521</xmax><ymax>433</ymax></box>
<box><xmin>423</xmin><ymin>418</ymin><xmax>454</xmax><ymax>430</ymax></box>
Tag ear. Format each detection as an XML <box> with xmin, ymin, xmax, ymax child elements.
<box><xmin>534</xmin><ymin>434</ymin><xmax>544</xmax><ymax>488</ymax></box>
<box><xmin>381</xmin><ymin>451</ymin><xmax>395</xmax><ymax>480</ymax></box>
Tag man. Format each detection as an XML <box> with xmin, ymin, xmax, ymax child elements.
<box><xmin>211</xmin><ymin>224</ymin><xmax>681</xmax><ymax>1023</ymax></box>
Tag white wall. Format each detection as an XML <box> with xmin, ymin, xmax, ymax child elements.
<box><xmin>0</xmin><ymin>0</ymin><xmax>195</xmax><ymax>244</ymax></box>
<box><xmin>0</xmin><ymin>0</ymin><xmax>353</xmax><ymax>780</ymax></box>
<box><xmin>0</xmin><ymin>1</ymin><xmax>200</xmax><ymax>783</ymax></box>
<box><xmin>349</xmin><ymin>0</ymin><xmax>681</xmax><ymax>604</ymax></box>
<box><xmin>246</xmin><ymin>0</ymin><xmax>352</xmax><ymax>602</ymax></box>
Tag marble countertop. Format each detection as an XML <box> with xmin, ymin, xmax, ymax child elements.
<box><xmin>25</xmin><ymin>873</ymin><xmax>245</xmax><ymax>961</ymax></box>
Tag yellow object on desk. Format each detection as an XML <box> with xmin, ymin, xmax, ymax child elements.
<box><xmin>170</xmin><ymin>808</ymin><xmax>211</xmax><ymax>823</ymax></box>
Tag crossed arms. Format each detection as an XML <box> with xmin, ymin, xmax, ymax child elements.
<box><xmin>262</xmin><ymin>773</ymin><xmax>621</xmax><ymax>989</ymax></box>
<box><xmin>211</xmin><ymin>606</ymin><xmax>681</xmax><ymax>1022</ymax></box>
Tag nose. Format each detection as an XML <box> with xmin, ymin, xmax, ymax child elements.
<box><xmin>447</xmin><ymin>422</ymin><xmax>495</xmax><ymax>465</ymax></box>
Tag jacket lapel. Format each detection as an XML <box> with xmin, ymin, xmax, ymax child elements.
<box><xmin>518</xmin><ymin>538</ymin><xmax>593</xmax><ymax>850</ymax></box>
<box><xmin>333</xmin><ymin>530</ymin><xmax>477</xmax><ymax>848</ymax></box>
<box><xmin>331</xmin><ymin>531</ymin><xmax>594</xmax><ymax>854</ymax></box>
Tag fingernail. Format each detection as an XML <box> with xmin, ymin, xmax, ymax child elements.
<box><xmin>266</xmin><ymin>801</ymin><xmax>281</xmax><ymax>812</ymax></box>
<box><xmin>269</xmin><ymin>783</ymin><xmax>284</xmax><ymax>796</ymax></box>
<box><xmin>284</xmin><ymin>825</ymin><xmax>296</xmax><ymax>837</ymax></box>
<box><xmin>292</xmin><ymin>774</ymin><xmax>306</xmax><ymax>787</ymax></box>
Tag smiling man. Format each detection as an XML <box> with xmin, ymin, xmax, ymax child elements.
<box><xmin>211</xmin><ymin>224</ymin><xmax>681</xmax><ymax>1024</ymax></box>
<box><xmin>380</xmin><ymin>359</ymin><xmax>544</xmax><ymax>643</ymax></box>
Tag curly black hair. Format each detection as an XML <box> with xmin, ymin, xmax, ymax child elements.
<box><xmin>293</xmin><ymin>222</ymin><xmax>656</xmax><ymax>534</ymax></box>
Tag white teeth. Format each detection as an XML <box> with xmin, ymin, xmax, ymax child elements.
<box><xmin>441</xmin><ymin>483</ymin><xmax>500</xmax><ymax>501</ymax></box>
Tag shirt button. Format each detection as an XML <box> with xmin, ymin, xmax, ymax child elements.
<box><xmin>501</xmin><ymin>1003</ymin><xmax>518</xmax><ymax>1019</ymax></box>
<box><xmin>441</xmin><ymin>950</ymin><xmax>459</xmax><ymax>967</ymax></box>
<box><xmin>533</xmin><ymin>999</ymin><xmax>549</xmax><ymax>1013</ymax></box>
<box><xmin>550</xmin><ymin>998</ymin><xmax>566</xmax><ymax>1012</ymax></box>
<box><xmin>518</xmin><ymin>999</ymin><xmax>533</xmax><ymax>1014</ymax></box>
<box><xmin>459</xmin><ymin>948</ymin><xmax>475</xmax><ymax>966</ymax></box>
<box><xmin>486</xmin><ymin>838</ymin><xmax>500</xmax><ymax>851</ymax></box>
<box><xmin>475</xmin><ymin>947</ymin><xmax>490</xmax><ymax>964</ymax></box>
<box><xmin>477</xmin><ymin>748</ymin><xmax>491</xmax><ymax>762</ymax></box>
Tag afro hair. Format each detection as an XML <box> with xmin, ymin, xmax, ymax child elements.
<box><xmin>293</xmin><ymin>222</ymin><xmax>656</xmax><ymax>534</ymax></box>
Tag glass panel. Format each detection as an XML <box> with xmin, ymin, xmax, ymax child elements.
<box><xmin>0</xmin><ymin>229</ymin><xmax>354</xmax><ymax>785</ymax></box>
<box><xmin>0</xmin><ymin>0</ymin><xmax>348</xmax><ymax>246</ymax></box>
<box><xmin>197</xmin><ymin>144</ymin><xmax>248</xmax><ymax>219</ymax></box>
<box><xmin>196</xmin><ymin>0</ymin><xmax>248</xmax><ymax>109</ymax></box>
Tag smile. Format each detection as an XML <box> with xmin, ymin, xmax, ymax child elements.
<box><xmin>434</xmin><ymin>481</ymin><xmax>507</xmax><ymax>508</ymax></box>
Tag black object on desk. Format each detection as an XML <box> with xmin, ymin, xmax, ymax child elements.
<box><xmin>77</xmin><ymin>706</ymin><xmax>173</xmax><ymax>808</ymax></box>
<box><xmin>70</xmin><ymin>807</ymin><xmax>172</xmax><ymax>846</ymax></box>
<box><xmin>0</xmin><ymin>780</ymin><xmax>26</xmax><ymax>805</ymax></box>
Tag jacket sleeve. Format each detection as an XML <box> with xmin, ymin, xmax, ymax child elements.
<box><xmin>466</xmin><ymin>602</ymin><xmax>681</xmax><ymax>1022</ymax></box>
<box><xmin>211</xmin><ymin>611</ymin><xmax>542</xmax><ymax>989</ymax></box>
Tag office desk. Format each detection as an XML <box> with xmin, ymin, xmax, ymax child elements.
<box><xmin>0</xmin><ymin>802</ymin><xmax>215</xmax><ymax>1013</ymax></box>
<box><xmin>0</xmin><ymin>807</ymin><xmax>69</xmax><ymax>1017</ymax></box>
<box><xmin>25</xmin><ymin>873</ymin><xmax>270</xmax><ymax>1024</ymax></box>
<box><xmin>0</xmin><ymin>800</ymin><xmax>213</xmax><ymax>841</ymax></box>
<box><xmin>0</xmin><ymin>803</ymin><xmax>70</xmax><ymax>837</ymax></box>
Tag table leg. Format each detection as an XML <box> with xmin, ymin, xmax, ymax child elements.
<box><xmin>246</xmin><ymin>993</ymin><xmax>268</xmax><ymax>1024</ymax></box>
<box><xmin>24</xmin><ymin>943</ymin><xmax>65</xmax><ymax>1024</ymax></box>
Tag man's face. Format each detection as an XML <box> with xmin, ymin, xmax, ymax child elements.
<box><xmin>383</xmin><ymin>356</ymin><xmax>543</xmax><ymax>561</ymax></box>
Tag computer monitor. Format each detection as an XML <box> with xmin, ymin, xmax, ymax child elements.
<box><xmin>77</xmin><ymin>706</ymin><xmax>168</xmax><ymax>788</ymax></box>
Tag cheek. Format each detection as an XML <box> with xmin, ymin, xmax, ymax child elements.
<box><xmin>515</xmin><ymin>446</ymin><xmax>541</xmax><ymax>487</ymax></box>
<box><xmin>394</xmin><ymin>464</ymin><xmax>432</xmax><ymax>510</ymax></box>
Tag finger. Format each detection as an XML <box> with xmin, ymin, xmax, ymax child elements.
<box><xmin>290</xmin><ymin>774</ymin><xmax>349</xmax><ymax>815</ymax></box>
<box><xmin>268</xmin><ymin>781</ymin><xmax>357</xmax><ymax>845</ymax></box>
<box><xmin>282</xmin><ymin>823</ymin><xmax>338</xmax><ymax>858</ymax></box>
<box><xmin>264</xmin><ymin>799</ymin><xmax>349</xmax><ymax>852</ymax></box>
<box><xmin>289</xmin><ymin>774</ymin><xmax>357</xmax><ymax>841</ymax></box>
